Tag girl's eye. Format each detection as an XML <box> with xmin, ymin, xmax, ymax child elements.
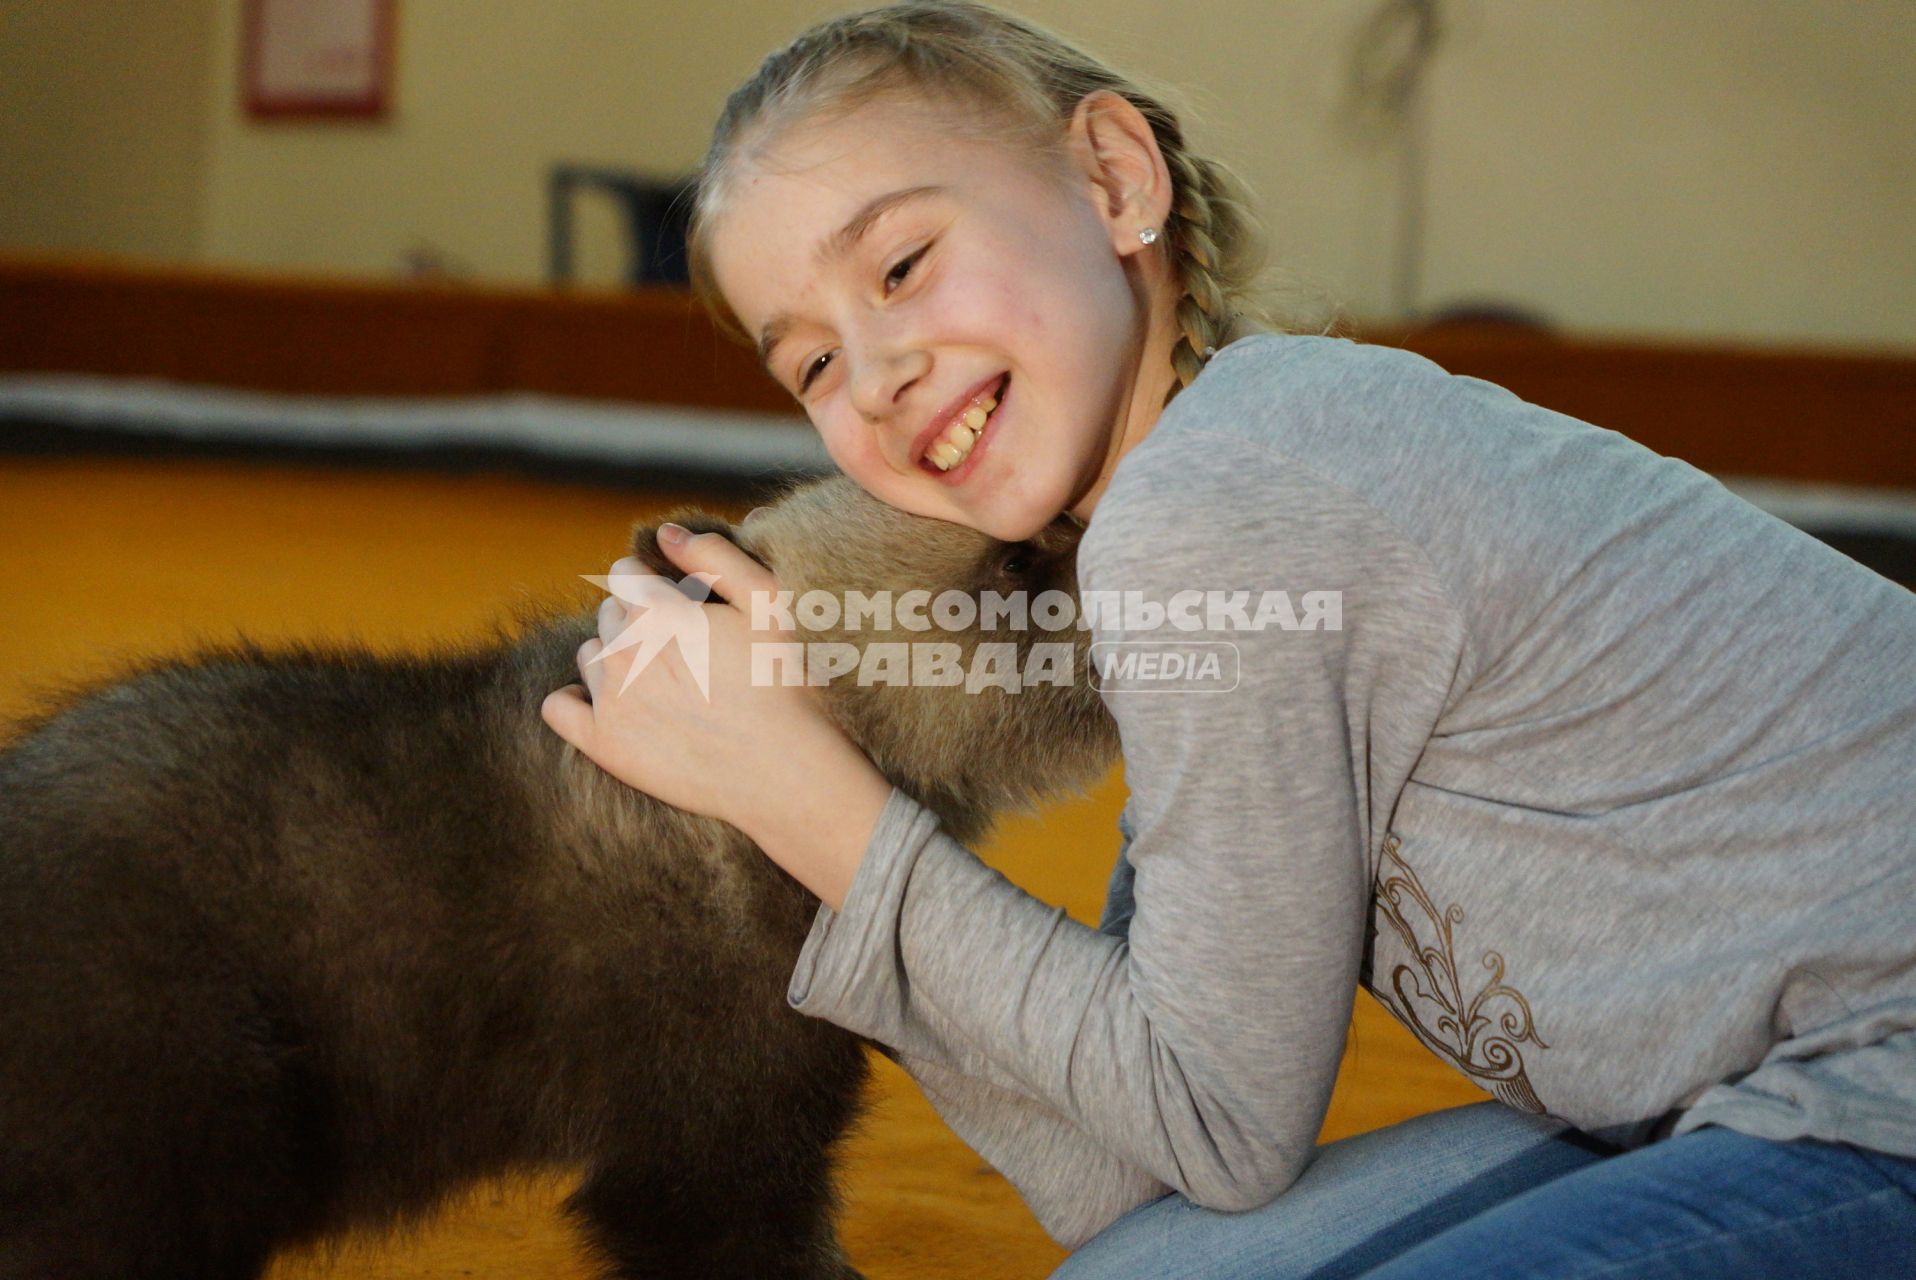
<box><xmin>885</xmin><ymin>246</ymin><xmax>926</xmax><ymax>293</ymax></box>
<box><xmin>796</xmin><ymin>245</ymin><xmax>929</xmax><ymax>395</ymax></box>
<box><xmin>799</xmin><ymin>351</ymin><xmax>832</xmax><ymax>394</ymax></box>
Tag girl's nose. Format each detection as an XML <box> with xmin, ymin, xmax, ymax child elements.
<box><xmin>849</xmin><ymin>345</ymin><xmax>930</xmax><ymax>425</ymax></box>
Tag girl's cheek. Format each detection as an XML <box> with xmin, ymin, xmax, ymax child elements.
<box><xmin>817</xmin><ymin>420</ymin><xmax>886</xmax><ymax>484</ymax></box>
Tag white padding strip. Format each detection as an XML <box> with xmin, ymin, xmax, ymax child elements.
<box><xmin>0</xmin><ymin>373</ymin><xmax>834</xmax><ymax>476</ymax></box>
<box><xmin>3</xmin><ymin>376</ymin><xmax>1911</xmax><ymax>531</ymax></box>
<box><xmin>1717</xmin><ymin>475</ymin><xmax>1916</xmax><ymax>536</ymax></box>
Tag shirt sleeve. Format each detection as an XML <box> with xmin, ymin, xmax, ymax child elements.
<box><xmin>854</xmin><ymin>809</ymin><xmax>1174</xmax><ymax>1249</ymax></box>
<box><xmin>890</xmin><ymin>1051</ymin><xmax>1173</xmax><ymax>1249</ymax></box>
<box><xmin>786</xmin><ymin>429</ymin><xmax>1470</xmax><ymax>1241</ymax></box>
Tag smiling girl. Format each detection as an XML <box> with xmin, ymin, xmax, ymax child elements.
<box><xmin>540</xmin><ymin>4</ymin><xmax>1916</xmax><ymax>1276</ymax></box>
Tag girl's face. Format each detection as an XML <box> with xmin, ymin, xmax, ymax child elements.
<box><xmin>707</xmin><ymin>94</ymin><xmax>1180</xmax><ymax>541</ymax></box>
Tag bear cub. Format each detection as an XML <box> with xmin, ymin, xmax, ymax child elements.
<box><xmin>0</xmin><ymin>475</ymin><xmax>1117</xmax><ymax>1280</ymax></box>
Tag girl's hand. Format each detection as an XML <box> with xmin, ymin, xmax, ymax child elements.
<box><xmin>540</xmin><ymin>524</ymin><xmax>891</xmax><ymax>910</ymax></box>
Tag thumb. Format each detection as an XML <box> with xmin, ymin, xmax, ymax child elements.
<box><xmin>540</xmin><ymin>684</ymin><xmax>596</xmax><ymax>750</ymax></box>
<box><xmin>657</xmin><ymin>524</ymin><xmax>781</xmax><ymax>608</ymax></box>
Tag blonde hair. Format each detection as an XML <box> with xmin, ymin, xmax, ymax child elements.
<box><xmin>686</xmin><ymin>0</ymin><xmax>1334</xmax><ymax>408</ymax></box>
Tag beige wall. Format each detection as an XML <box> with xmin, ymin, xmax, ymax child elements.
<box><xmin>0</xmin><ymin>0</ymin><xmax>219</xmax><ymax>262</ymax></box>
<box><xmin>3</xmin><ymin>0</ymin><xmax>1912</xmax><ymax>347</ymax></box>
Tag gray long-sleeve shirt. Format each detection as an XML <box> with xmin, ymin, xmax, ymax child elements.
<box><xmin>785</xmin><ymin>333</ymin><xmax>1916</xmax><ymax>1249</ymax></box>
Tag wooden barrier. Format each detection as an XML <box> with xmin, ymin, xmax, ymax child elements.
<box><xmin>3</xmin><ymin>253</ymin><xmax>1911</xmax><ymax>487</ymax></box>
<box><xmin>0</xmin><ymin>253</ymin><xmax>787</xmax><ymax>411</ymax></box>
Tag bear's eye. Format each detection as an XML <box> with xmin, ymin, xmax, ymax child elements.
<box><xmin>997</xmin><ymin>545</ymin><xmax>1034</xmax><ymax>577</ymax></box>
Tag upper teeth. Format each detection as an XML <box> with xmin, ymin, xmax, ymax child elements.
<box><xmin>928</xmin><ymin>393</ymin><xmax>998</xmax><ymax>471</ymax></box>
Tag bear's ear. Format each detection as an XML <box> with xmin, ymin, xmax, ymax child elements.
<box><xmin>625</xmin><ymin>511</ymin><xmax>738</xmax><ymax>578</ymax></box>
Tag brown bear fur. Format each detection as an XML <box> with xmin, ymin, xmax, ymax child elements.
<box><xmin>0</xmin><ymin>475</ymin><xmax>1116</xmax><ymax>1280</ymax></box>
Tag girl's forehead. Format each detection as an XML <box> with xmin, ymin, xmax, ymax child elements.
<box><xmin>712</xmin><ymin>156</ymin><xmax>925</xmax><ymax>283</ymax></box>
<box><xmin>775</xmin><ymin>91</ymin><xmax>968</xmax><ymax>151</ymax></box>
<box><xmin>708</xmin><ymin>102</ymin><xmax>1071</xmax><ymax>322</ymax></box>
<box><xmin>709</xmin><ymin>150</ymin><xmax>945</xmax><ymax>349</ymax></box>
<box><xmin>720</xmin><ymin>110</ymin><xmax>1068</xmax><ymax>255</ymax></box>
<box><xmin>739</xmin><ymin>106</ymin><xmax>979</xmax><ymax>196</ymax></box>
<box><xmin>739</xmin><ymin>89</ymin><xmax>1070</xmax><ymax>200</ymax></box>
<box><xmin>714</xmin><ymin>119</ymin><xmax>982</xmax><ymax>267</ymax></box>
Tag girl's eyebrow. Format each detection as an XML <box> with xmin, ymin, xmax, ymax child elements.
<box><xmin>756</xmin><ymin>184</ymin><xmax>948</xmax><ymax>373</ymax></box>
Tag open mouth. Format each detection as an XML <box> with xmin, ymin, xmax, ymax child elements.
<box><xmin>920</xmin><ymin>374</ymin><xmax>1008</xmax><ymax>479</ymax></box>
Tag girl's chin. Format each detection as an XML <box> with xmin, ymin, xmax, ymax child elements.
<box><xmin>878</xmin><ymin>461</ymin><xmax>1066</xmax><ymax>539</ymax></box>
<box><xmin>963</xmin><ymin>493</ymin><xmax>1072</xmax><ymax>543</ymax></box>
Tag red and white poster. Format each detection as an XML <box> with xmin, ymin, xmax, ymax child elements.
<box><xmin>244</xmin><ymin>0</ymin><xmax>394</xmax><ymax>120</ymax></box>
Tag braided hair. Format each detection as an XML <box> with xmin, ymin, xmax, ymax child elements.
<box><xmin>687</xmin><ymin>0</ymin><xmax>1323</xmax><ymax>408</ymax></box>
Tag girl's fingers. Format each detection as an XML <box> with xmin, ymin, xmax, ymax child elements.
<box><xmin>577</xmin><ymin>637</ymin><xmax>606</xmax><ymax>703</ymax></box>
<box><xmin>539</xmin><ymin>683</ymin><xmax>593</xmax><ymax>747</ymax></box>
<box><xmin>658</xmin><ymin>527</ymin><xmax>783</xmax><ymax>611</ymax></box>
<box><xmin>597</xmin><ymin>594</ymin><xmax>627</xmax><ymax>647</ymax></box>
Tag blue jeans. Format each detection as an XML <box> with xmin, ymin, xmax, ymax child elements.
<box><xmin>1047</xmin><ymin>1101</ymin><xmax>1916</xmax><ymax>1279</ymax></box>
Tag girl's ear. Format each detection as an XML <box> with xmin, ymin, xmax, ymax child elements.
<box><xmin>1065</xmin><ymin>89</ymin><xmax>1174</xmax><ymax>257</ymax></box>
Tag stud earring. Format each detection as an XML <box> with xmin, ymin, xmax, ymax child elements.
<box><xmin>1137</xmin><ymin>226</ymin><xmax>1159</xmax><ymax>246</ymax></box>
